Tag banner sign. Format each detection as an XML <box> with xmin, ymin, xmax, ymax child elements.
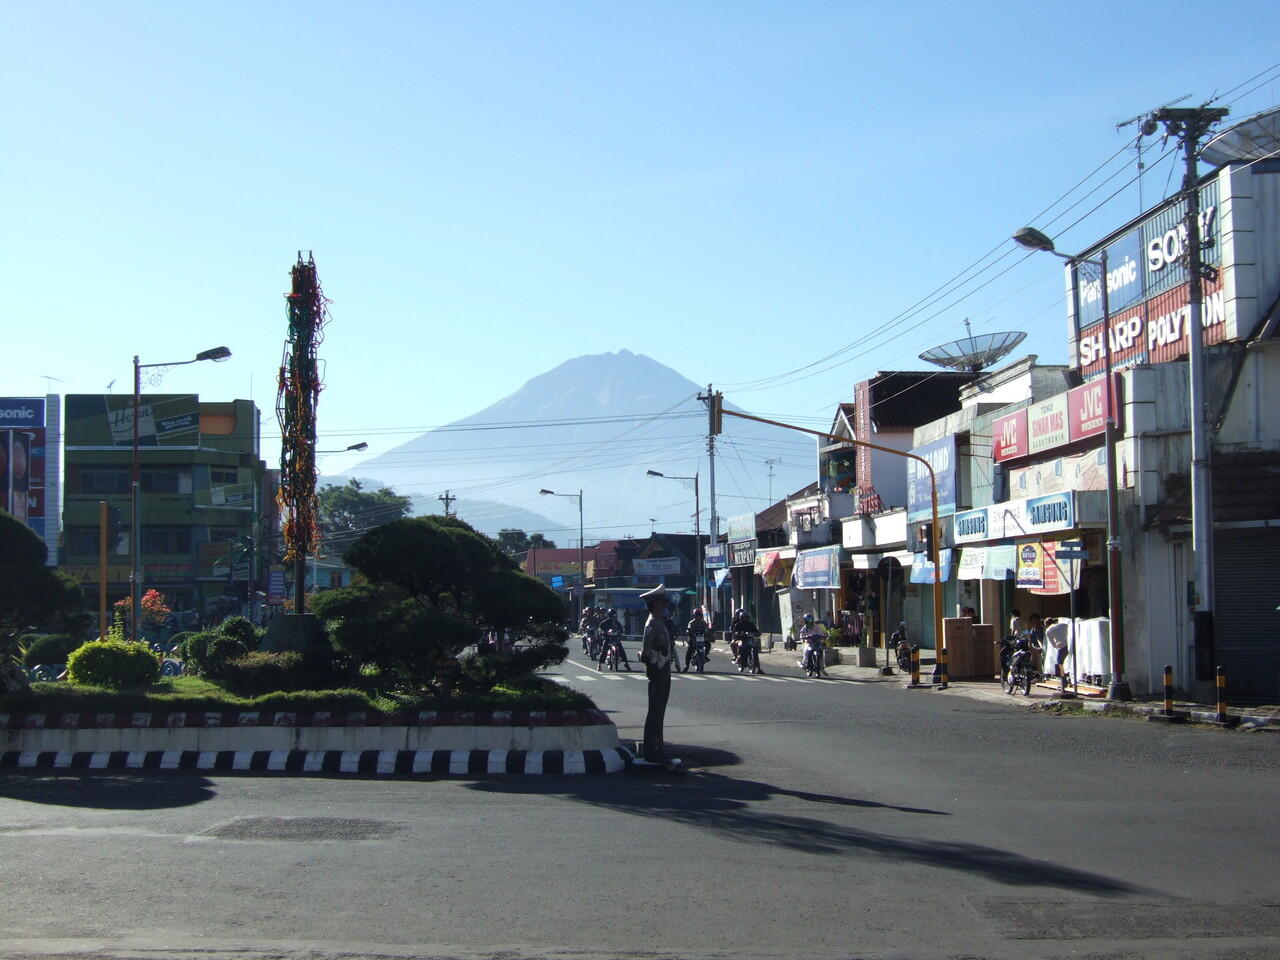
<box><xmin>957</xmin><ymin>547</ymin><xmax>986</xmax><ymax>581</ymax></box>
<box><xmin>1</xmin><ymin>396</ymin><xmax>55</xmax><ymax>563</ymax></box>
<box><xmin>1031</xmin><ymin>541</ymin><xmax>1082</xmax><ymax>596</ymax></box>
<box><xmin>984</xmin><ymin>544</ymin><xmax>1016</xmax><ymax>580</ymax></box>
<box><xmin>1027</xmin><ymin>394</ymin><xmax>1069</xmax><ymax>454</ymax></box>
<box><xmin>704</xmin><ymin>544</ymin><xmax>727</xmax><ymax>568</ymax></box>
<box><xmin>953</xmin><ymin>507</ymin><xmax>989</xmax><ymax>544</ymax></box>
<box><xmin>910</xmin><ymin>548</ymin><xmax>953</xmax><ymax>584</ymax></box>
<box><xmin>728</xmin><ymin>540</ymin><xmax>757</xmax><ymax>568</ymax></box>
<box><xmin>1009</xmin><ymin>447</ymin><xmax>1107</xmax><ymax>497</ymax></box>
<box><xmin>993</xmin><ymin>376</ymin><xmax>1122</xmax><ymax>464</ymax></box>
<box><xmin>906</xmin><ymin>434</ymin><xmax>957</xmax><ymax>522</ymax></box>
<box><xmin>794</xmin><ymin>545</ymin><xmax>842</xmax><ymax>589</ymax></box>
<box><xmin>714</xmin><ymin>568</ymin><xmax>732</xmax><ymax>588</ymax></box>
<box><xmin>992</xmin><ymin>408</ymin><xmax>1029</xmax><ymax>462</ymax></box>
<box><xmin>66</xmin><ymin>394</ymin><xmax>200</xmax><ymax>447</ymax></box>
<box><xmin>1016</xmin><ymin>542</ymin><xmax>1044</xmax><ymax>588</ymax></box>
<box><xmin>634</xmin><ymin>556</ymin><xmax>681</xmax><ymax>576</ymax></box>
<box><xmin>727</xmin><ymin>513</ymin><xmax>756</xmax><ymax>543</ymax></box>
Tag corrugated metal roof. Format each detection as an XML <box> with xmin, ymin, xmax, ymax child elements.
<box><xmin>865</xmin><ymin>371</ymin><xmax>974</xmax><ymax>429</ymax></box>
<box><xmin>1145</xmin><ymin>451</ymin><xmax>1280</xmax><ymax>528</ymax></box>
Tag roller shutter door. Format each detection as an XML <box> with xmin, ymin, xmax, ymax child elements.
<box><xmin>1214</xmin><ymin>528</ymin><xmax>1280</xmax><ymax>705</ymax></box>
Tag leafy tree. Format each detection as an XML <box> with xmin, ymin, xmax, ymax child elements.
<box><xmin>317</xmin><ymin>479</ymin><xmax>412</xmax><ymax>554</ymax></box>
<box><xmin>0</xmin><ymin>511</ymin><xmax>83</xmax><ymax>657</ymax></box>
<box><xmin>312</xmin><ymin>516</ymin><xmax>566</xmax><ymax>695</ymax></box>
<box><xmin>496</xmin><ymin>529</ymin><xmax>557</xmax><ymax>559</ymax></box>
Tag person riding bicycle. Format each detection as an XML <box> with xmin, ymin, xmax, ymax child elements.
<box><xmin>683</xmin><ymin>607</ymin><xmax>710</xmax><ymax>672</ymax></box>
<box><xmin>731</xmin><ymin>609</ymin><xmax>763</xmax><ymax>673</ymax></box>
<box><xmin>798</xmin><ymin>613</ymin><xmax>825</xmax><ymax>675</ymax></box>
<box><xmin>596</xmin><ymin>608</ymin><xmax>631</xmax><ymax>670</ymax></box>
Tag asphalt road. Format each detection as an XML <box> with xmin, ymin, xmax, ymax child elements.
<box><xmin>2</xmin><ymin>643</ymin><xmax>1278</xmax><ymax>960</ymax></box>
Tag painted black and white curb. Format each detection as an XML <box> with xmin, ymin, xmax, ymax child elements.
<box><xmin>1</xmin><ymin>746</ymin><xmax>633</xmax><ymax>776</ymax></box>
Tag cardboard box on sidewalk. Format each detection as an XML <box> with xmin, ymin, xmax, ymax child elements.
<box><xmin>944</xmin><ymin>619</ymin><xmax>998</xmax><ymax>680</ymax></box>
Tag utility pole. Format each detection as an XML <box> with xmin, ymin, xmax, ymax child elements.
<box><xmin>438</xmin><ymin>489</ymin><xmax>456</xmax><ymax>516</ymax></box>
<box><xmin>1153</xmin><ymin>104</ymin><xmax>1228</xmax><ymax>681</ymax></box>
<box><xmin>699</xmin><ymin>385</ymin><xmax>720</xmax><ymax>619</ymax></box>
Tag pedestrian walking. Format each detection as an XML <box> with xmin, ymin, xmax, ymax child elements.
<box><xmin>639</xmin><ymin>584</ymin><xmax>673</xmax><ymax>762</ymax></box>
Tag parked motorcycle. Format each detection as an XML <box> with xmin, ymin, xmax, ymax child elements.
<box><xmin>994</xmin><ymin>634</ymin><xmax>1017</xmax><ymax>686</ymax></box>
<box><xmin>1004</xmin><ymin>636</ymin><xmax>1043</xmax><ymax>695</ymax></box>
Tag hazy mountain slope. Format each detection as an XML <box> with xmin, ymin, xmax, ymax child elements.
<box><xmin>343</xmin><ymin>350</ymin><xmax>818</xmax><ymax>542</ymax></box>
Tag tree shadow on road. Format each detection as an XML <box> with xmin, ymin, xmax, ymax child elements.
<box><xmin>464</xmin><ymin>746</ymin><xmax>1145</xmax><ymax>897</ymax></box>
<box><xmin>0</xmin><ymin>772</ymin><xmax>215</xmax><ymax>810</ymax></box>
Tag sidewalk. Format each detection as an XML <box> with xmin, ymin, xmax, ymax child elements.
<box><xmin>752</xmin><ymin>641</ymin><xmax>1280</xmax><ymax>729</ymax></box>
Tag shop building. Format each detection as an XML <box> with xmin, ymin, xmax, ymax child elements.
<box><xmin>1054</xmin><ymin>156</ymin><xmax>1280</xmax><ymax>701</ymax></box>
<box><xmin>61</xmin><ymin>393</ymin><xmax>267</xmax><ymax>619</ymax></box>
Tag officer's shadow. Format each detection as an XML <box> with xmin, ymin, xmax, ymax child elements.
<box><xmin>465</xmin><ymin>744</ymin><xmax>1141</xmax><ymax>896</ymax></box>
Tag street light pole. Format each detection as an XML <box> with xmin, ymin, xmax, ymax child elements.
<box><xmin>646</xmin><ymin>469</ymin><xmax>703</xmax><ymax>611</ymax></box>
<box><xmin>130</xmin><ymin>346</ymin><xmax>231</xmax><ymax>642</ymax></box>
<box><xmin>539</xmin><ymin>488</ymin><xmax>585</xmax><ymax>612</ymax></box>
<box><xmin>1014</xmin><ymin>226</ymin><xmax>1129</xmax><ymax>699</ymax></box>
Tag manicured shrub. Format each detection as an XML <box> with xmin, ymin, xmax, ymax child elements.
<box><xmin>66</xmin><ymin>639</ymin><xmax>160</xmax><ymax>688</ymax></box>
<box><xmin>178</xmin><ymin>629</ymin><xmax>252</xmax><ymax>680</ymax></box>
<box><xmin>216</xmin><ymin>616</ymin><xmax>262</xmax><ymax>651</ymax></box>
<box><xmin>219</xmin><ymin>651</ymin><xmax>306</xmax><ymax>696</ymax></box>
<box><xmin>21</xmin><ymin>633</ymin><xmax>83</xmax><ymax>667</ymax></box>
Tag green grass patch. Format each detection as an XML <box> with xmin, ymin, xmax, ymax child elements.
<box><xmin>2</xmin><ymin>673</ymin><xmax>592</xmax><ymax>716</ymax></box>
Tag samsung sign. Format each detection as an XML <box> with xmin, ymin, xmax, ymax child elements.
<box><xmin>953</xmin><ymin>494</ymin><xmax>1077</xmax><ymax>542</ymax></box>
<box><xmin>0</xmin><ymin>398</ymin><xmax>45</xmax><ymax>427</ymax></box>
<box><xmin>954</xmin><ymin>507</ymin><xmax>988</xmax><ymax>543</ymax></box>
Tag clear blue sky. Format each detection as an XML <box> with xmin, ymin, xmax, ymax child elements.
<box><xmin>4</xmin><ymin>2</ymin><xmax>1279</xmax><ymax>475</ymax></box>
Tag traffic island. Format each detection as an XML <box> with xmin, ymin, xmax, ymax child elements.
<box><xmin>0</xmin><ymin>708</ymin><xmax>633</xmax><ymax>776</ymax></box>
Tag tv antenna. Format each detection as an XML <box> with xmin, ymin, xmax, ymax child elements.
<box><xmin>37</xmin><ymin>374</ymin><xmax>65</xmax><ymax>393</ymax></box>
<box><xmin>1118</xmin><ymin>94</ymin><xmax>1190</xmax><ymax>213</ymax></box>
<box><xmin>919</xmin><ymin>319</ymin><xmax>1026</xmax><ymax>374</ymax></box>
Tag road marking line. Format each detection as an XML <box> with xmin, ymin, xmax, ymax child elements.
<box><xmin>573</xmin><ymin>675</ymin><xmax>598</xmax><ymax>682</ymax></box>
<box><xmin>705</xmin><ymin>674</ymin><xmax>732</xmax><ymax>681</ymax></box>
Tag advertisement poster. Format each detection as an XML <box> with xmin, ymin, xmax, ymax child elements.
<box><xmin>0</xmin><ymin>398</ymin><xmax>48</xmax><ymax>540</ymax></box>
<box><xmin>1016</xmin><ymin>542</ymin><xmax>1044</xmax><ymax>588</ymax></box>
<box><xmin>906</xmin><ymin>434</ymin><xmax>957</xmax><ymax>522</ymax></box>
<box><xmin>794</xmin><ymin>545</ymin><xmax>841</xmax><ymax>589</ymax></box>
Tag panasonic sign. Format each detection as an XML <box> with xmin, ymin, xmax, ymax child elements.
<box><xmin>0</xmin><ymin>398</ymin><xmax>45</xmax><ymax>427</ymax></box>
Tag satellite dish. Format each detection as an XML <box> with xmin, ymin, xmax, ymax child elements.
<box><xmin>1202</xmin><ymin>106</ymin><xmax>1280</xmax><ymax>167</ymax></box>
<box><xmin>919</xmin><ymin>320</ymin><xmax>1026</xmax><ymax>374</ymax></box>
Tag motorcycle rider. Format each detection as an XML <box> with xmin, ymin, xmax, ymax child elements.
<box><xmin>892</xmin><ymin>621</ymin><xmax>913</xmax><ymax>672</ymax></box>
<box><xmin>683</xmin><ymin>607</ymin><xmax>710</xmax><ymax>672</ymax></box>
<box><xmin>798</xmin><ymin>613</ymin><xmax>826</xmax><ymax>676</ymax></box>
<box><xmin>596</xmin><ymin>607</ymin><xmax>631</xmax><ymax>670</ymax></box>
<box><xmin>731</xmin><ymin>608</ymin><xmax>763</xmax><ymax>673</ymax></box>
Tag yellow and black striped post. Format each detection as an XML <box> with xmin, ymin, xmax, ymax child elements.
<box><xmin>1152</xmin><ymin>665</ymin><xmax>1187</xmax><ymax>727</ymax></box>
<box><xmin>905</xmin><ymin>645</ymin><xmax>927</xmax><ymax>689</ymax></box>
<box><xmin>1216</xmin><ymin>666</ymin><xmax>1230</xmax><ymax>726</ymax></box>
<box><xmin>937</xmin><ymin>647</ymin><xmax>949</xmax><ymax>690</ymax></box>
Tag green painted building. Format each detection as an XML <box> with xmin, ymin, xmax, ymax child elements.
<box><xmin>61</xmin><ymin>393</ymin><xmax>271</xmax><ymax>620</ymax></box>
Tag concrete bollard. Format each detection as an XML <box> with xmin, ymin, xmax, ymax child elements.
<box><xmin>905</xmin><ymin>646</ymin><xmax>928</xmax><ymax>689</ymax></box>
<box><xmin>1210</xmin><ymin>665</ymin><xmax>1238</xmax><ymax>727</ymax></box>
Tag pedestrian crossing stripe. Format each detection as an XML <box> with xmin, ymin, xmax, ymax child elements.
<box><xmin>553</xmin><ymin>671</ymin><xmax>823</xmax><ymax>684</ymax></box>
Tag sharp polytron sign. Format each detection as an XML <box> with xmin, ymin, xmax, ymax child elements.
<box><xmin>1070</xmin><ymin>177</ymin><xmax>1232</xmax><ymax>377</ymax></box>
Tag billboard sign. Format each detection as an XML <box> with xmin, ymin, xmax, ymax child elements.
<box><xmin>728</xmin><ymin>540</ymin><xmax>756</xmax><ymax>568</ymax></box>
<box><xmin>634</xmin><ymin>556</ymin><xmax>681</xmax><ymax>576</ymax></box>
<box><xmin>1027</xmin><ymin>394</ymin><xmax>1069</xmax><ymax>454</ymax></box>
<box><xmin>992</xmin><ymin>408</ymin><xmax>1029</xmax><ymax>463</ymax></box>
<box><xmin>906</xmin><ymin>434</ymin><xmax>957</xmax><ymax>522</ymax></box>
<box><xmin>66</xmin><ymin>394</ymin><xmax>200</xmax><ymax>447</ymax></box>
<box><xmin>1</xmin><ymin>396</ymin><xmax>56</xmax><ymax>564</ymax></box>
<box><xmin>794</xmin><ymin>545</ymin><xmax>842</xmax><ymax>589</ymax></box>
<box><xmin>704</xmin><ymin>544</ymin><xmax>727</xmax><ymax>568</ymax></box>
<box><xmin>727</xmin><ymin>513</ymin><xmax>756</xmax><ymax>543</ymax></box>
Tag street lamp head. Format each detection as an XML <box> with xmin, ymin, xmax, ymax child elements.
<box><xmin>1013</xmin><ymin>227</ymin><xmax>1056</xmax><ymax>254</ymax></box>
<box><xmin>347</xmin><ymin>442</ymin><xmax>368</xmax><ymax>452</ymax></box>
<box><xmin>195</xmin><ymin>346</ymin><xmax>232</xmax><ymax>362</ymax></box>
<box><xmin>539</xmin><ymin>488</ymin><xmax>554</xmax><ymax>496</ymax></box>
<box><xmin>646</xmin><ymin>470</ymin><xmax>664</xmax><ymax>477</ymax></box>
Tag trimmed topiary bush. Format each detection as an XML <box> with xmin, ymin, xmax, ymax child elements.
<box><xmin>216</xmin><ymin>616</ymin><xmax>262</xmax><ymax>651</ymax></box>
<box><xmin>219</xmin><ymin>651</ymin><xmax>306</xmax><ymax>696</ymax></box>
<box><xmin>21</xmin><ymin>633</ymin><xmax>83</xmax><ymax>667</ymax></box>
<box><xmin>66</xmin><ymin>639</ymin><xmax>160</xmax><ymax>688</ymax></box>
<box><xmin>178</xmin><ymin>629</ymin><xmax>252</xmax><ymax>680</ymax></box>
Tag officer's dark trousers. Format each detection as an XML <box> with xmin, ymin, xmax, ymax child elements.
<box><xmin>643</xmin><ymin>662</ymin><xmax>671</xmax><ymax>755</ymax></box>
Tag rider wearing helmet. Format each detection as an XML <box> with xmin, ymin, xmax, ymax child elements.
<box><xmin>731</xmin><ymin>608</ymin><xmax>763</xmax><ymax>673</ymax></box>
<box><xmin>597</xmin><ymin>607</ymin><xmax>631</xmax><ymax>670</ymax></box>
<box><xmin>683</xmin><ymin>606</ymin><xmax>710</xmax><ymax>672</ymax></box>
<box><xmin>798</xmin><ymin>613</ymin><xmax>826</xmax><ymax>675</ymax></box>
